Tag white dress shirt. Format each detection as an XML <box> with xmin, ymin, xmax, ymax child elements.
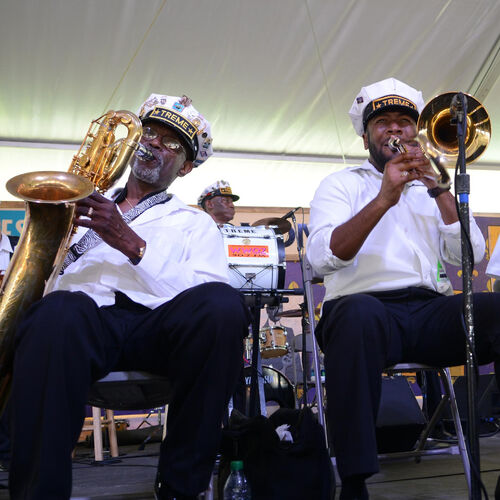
<box><xmin>307</xmin><ymin>160</ymin><xmax>485</xmax><ymax>302</ymax></box>
<box><xmin>55</xmin><ymin>193</ymin><xmax>230</xmax><ymax>308</ymax></box>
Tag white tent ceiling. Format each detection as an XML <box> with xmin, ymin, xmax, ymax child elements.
<box><xmin>2</xmin><ymin>0</ymin><xmax>500</xmax><ymax>212</ymax></box>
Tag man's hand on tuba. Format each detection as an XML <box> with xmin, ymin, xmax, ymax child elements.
<box><xmin>74</xmin><ymin>192</ymin><xmax>146</xmax><ymax>264</ymax></box>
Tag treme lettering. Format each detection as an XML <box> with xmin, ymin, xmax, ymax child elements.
<box><xmin>150</xmin><ymin>107</ymin><xmax>197</xmax><ymax>139</ymax></box>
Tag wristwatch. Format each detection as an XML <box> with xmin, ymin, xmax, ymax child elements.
<box><xmin>129</xmin><ymin>243</ymin><xmax>146</xmax><ymax>265</ymax></box>
<box><xmin>427</xmin><ymin>186</ymin><xmax>451</xmax><ymax>198</ymax></box>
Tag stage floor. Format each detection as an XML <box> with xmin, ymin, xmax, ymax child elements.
<box><xmin>0</xmin><ymin>433</ymin><xmax>498</xmax><ymax>499</ymax></box>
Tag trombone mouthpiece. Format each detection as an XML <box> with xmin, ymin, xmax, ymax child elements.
<box><xmin>388</xmin><ymin>136</ymin><xmax>407</xmax><ymax>154</ymax></box>
<box><xmin>135</xmin><ymin>144</ymin><xmax>154</xmax><ymax>161</ymax></box>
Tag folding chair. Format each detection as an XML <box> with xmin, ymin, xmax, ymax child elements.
<box><xmin>85</xmin><ymin>371</ymin><xmax>172</xmax><ymax>462</ymax></box>
<box><xmin>383</xmin><ymin>364</ymin><xmax>471</xmax><ymax>494</ymax></box>
<box><xmin>84</xmin><ymin>371</ymin><xmax>217</xmax><ymax>499</ymax></box>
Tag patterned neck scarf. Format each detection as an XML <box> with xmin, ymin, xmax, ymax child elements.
<box><xmin>60</xmin><ymin>189</ymin><xmax>171</xmax><ymax>273</ymax></box>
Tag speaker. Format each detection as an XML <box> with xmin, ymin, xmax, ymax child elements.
<box><xmin>376</xmin><ymin>376</ymin><xmax>426</xmax><ymax>453</ymax></box>
<box><xmin>443</xmin><ymin>373</ymin><xmax>500</xmax><ymax>433</ymax></box>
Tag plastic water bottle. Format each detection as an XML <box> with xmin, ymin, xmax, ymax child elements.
<box><xmin>223</xmin><ymin>460</ymin><xmax>251</xmax><ymax>499</ymax></box>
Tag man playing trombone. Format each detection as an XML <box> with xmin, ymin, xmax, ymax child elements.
<box><xmin>307</xmin><ymin>78</ymin><xmax>500</xmax><ymax>499</ymax></box>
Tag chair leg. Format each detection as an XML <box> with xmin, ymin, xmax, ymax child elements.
<box><xmin>162</xmin><ymin>404</ymin><xmax>168</xmax><ymax>440</ymax></box>
<box><xmin>439</xmin><ymin>368</ymin><xmax>472</xmax><ymax>494</ymax></box>
<box><xmin>92</xmin><ymin>406</ymin><xmax>104</xmax><ymax>462</ymax></box>
<box><xmin>413</xmin><ymin>396</ymin><xmax>449</xmax><ymax>455</ymax></box>
<box><xmin>105</xmin><ymin>409</ymin><xmax>119</xmax><ymax>458</ymax></box>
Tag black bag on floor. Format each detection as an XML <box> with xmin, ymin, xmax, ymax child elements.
<box><xmin>218</xmin><ymin>407</ymin><xmax>335</xmax><ymax>500</ymax></box>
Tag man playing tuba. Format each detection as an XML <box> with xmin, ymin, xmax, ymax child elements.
<box><xmin>8</xmin><ymin>94</ymin><xmax>250</xmax><ymax>500</ymax></box>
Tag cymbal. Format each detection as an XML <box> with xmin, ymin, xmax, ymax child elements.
<box><xmin>276</xmin><ymin>305</ymin><xmax>322</xmax><ymax>319</ymax></box>
<box><xmin>277</xmin><ymin>308</ymin><xmax>303</xmax><ymax>318</ymax></box>
<box><xmin>252</xmin><ymin>217</ymin><xmax>291</xmax><ymax>234</ymax></box>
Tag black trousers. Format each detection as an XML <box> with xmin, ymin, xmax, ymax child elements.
<box><xmin>315</xmin><ymin>287</ymin><xmax>500</xmax><ymax>481</ymax></box>
<box><xmin>9</xmin><ymin>282</ymin><xmax>250</xmax><ymax>499</ymax></box>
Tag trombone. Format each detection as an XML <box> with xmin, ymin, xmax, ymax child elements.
<box><xmin>389</xmin><ymin>92</ymin><xmax>491</xmax><ymax>188</ymax></box>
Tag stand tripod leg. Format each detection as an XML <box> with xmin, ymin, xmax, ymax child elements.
<box><xmin>248</xmin><ymin>321</ymin><xmax>267</xmax><ymax>417</ymax></box>
<box><xmin>302</xmin><ymin>257</ymin><xmax>328</xmax><ymax>445</ymax></box>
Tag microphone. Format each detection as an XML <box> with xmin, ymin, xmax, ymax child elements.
<box><xmin>282</xmin><ymin>207</ymin><xmax>301</xmax><ymax>219</ymax></box>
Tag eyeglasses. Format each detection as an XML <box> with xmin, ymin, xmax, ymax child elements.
<box><xmin>142</xmin><ymin>126</ymin><xmax>186</xmax><ymax>155</ymax></box>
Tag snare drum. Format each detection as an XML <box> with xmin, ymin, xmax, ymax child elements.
<box><xmin>220</xmin><ymin>225</ymin><xmax>286</xmax><ymax>291</ymax></box>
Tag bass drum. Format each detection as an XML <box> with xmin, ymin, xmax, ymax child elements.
<box><xmin>244</xmin><ymin>365</ymin><xmax>296</xmax><ymax>410</ymax></box>
<box><xmin>220</xmin><ymin>225</ymin><xmax>286</xmax><ymax>291</ymax></box>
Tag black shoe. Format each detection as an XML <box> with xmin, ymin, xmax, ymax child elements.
<box><xmin>339</xmin><ymin>475</ymin><xmax>369</xmax><ymax>500</ymax></box>
<box><xmin>495</xmin><ymin>474</ymin><xmax>500</xmax><ymax>500</ymax></box>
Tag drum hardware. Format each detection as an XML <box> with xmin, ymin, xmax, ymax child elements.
<box><xmin>240</xmin><ymin>288</ymin><xmax>305</xmax><ymax>418</ymax></box>
<box><xmin>243</xmin><ymin>293</ymin><xmax>287</xmax><ymax>308</ymax></box>
<box><xmin>251</xmin><ymin>217</ymin><xmax>292</xmax><ymax>234</ymax></box>
<box><xmin>245</xmin><ymin>292</ymin><xmax>273</xmax><ymax>418</ymax></box>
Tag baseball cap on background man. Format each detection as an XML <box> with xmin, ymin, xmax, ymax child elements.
<box><xmin>138</xmin><ymin>93</ymin><xmax>213</xmax><ymax>167</ymax></box>
<box><xmin>349</xmin><ymin>77</ymin><xmax>426</xmax><ymax>136</ymax></box>
<box><xmin>197</xmin><ymin>180</ymin><xmax>240</xmax><ymax>208</ymax></box>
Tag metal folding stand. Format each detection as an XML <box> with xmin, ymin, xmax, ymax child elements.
<box><xmin>301</xmin><ymin>256</ymin><xmax>327</xmax><ymax>439</ymax></box>
<box><xmin>453</xmin><ymin>92</ymin><xmax>481</xmax><ymax>499</ymax></box>
<box><xmin>291</xmin><ymin>214</ymin><xmax>328</xmax><ymax>447</ymax></box>
<box><xmin>246</xmin><ymin>292</ymin><xmax>276</xmax><ymax>417</ymax></box>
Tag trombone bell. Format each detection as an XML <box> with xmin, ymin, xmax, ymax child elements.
<box><xmin>417</xmin><ymin>92</ymin><xmax>491</xmax><ymax>165</ymax></box>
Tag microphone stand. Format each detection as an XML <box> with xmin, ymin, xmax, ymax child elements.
<box><xmin>454</xmin><ymin>92</ymin><xmax>480</xmax><ymax>499</ymax></box>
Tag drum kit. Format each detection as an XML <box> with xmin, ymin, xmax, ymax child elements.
<box><xmin>221</xmin><ymin>215</ymin><xmax>325</xmax><ymax>425</ymax></box>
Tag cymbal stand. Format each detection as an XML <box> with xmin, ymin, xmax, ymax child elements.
<box><xmin>292</xmin><ymin>214</ymin><xmax>328</xmax><ymax>445</ymax></box>
<box><xmin>248</xmin><ymin>293</ymin><xmax>267</xmax><ymax>417</ymax></box>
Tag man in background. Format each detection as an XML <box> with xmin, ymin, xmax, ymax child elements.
<box><xmin>198</xmin><ymin>180</ymin><xmax>239</xmax><ymax>225</ymax></box>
